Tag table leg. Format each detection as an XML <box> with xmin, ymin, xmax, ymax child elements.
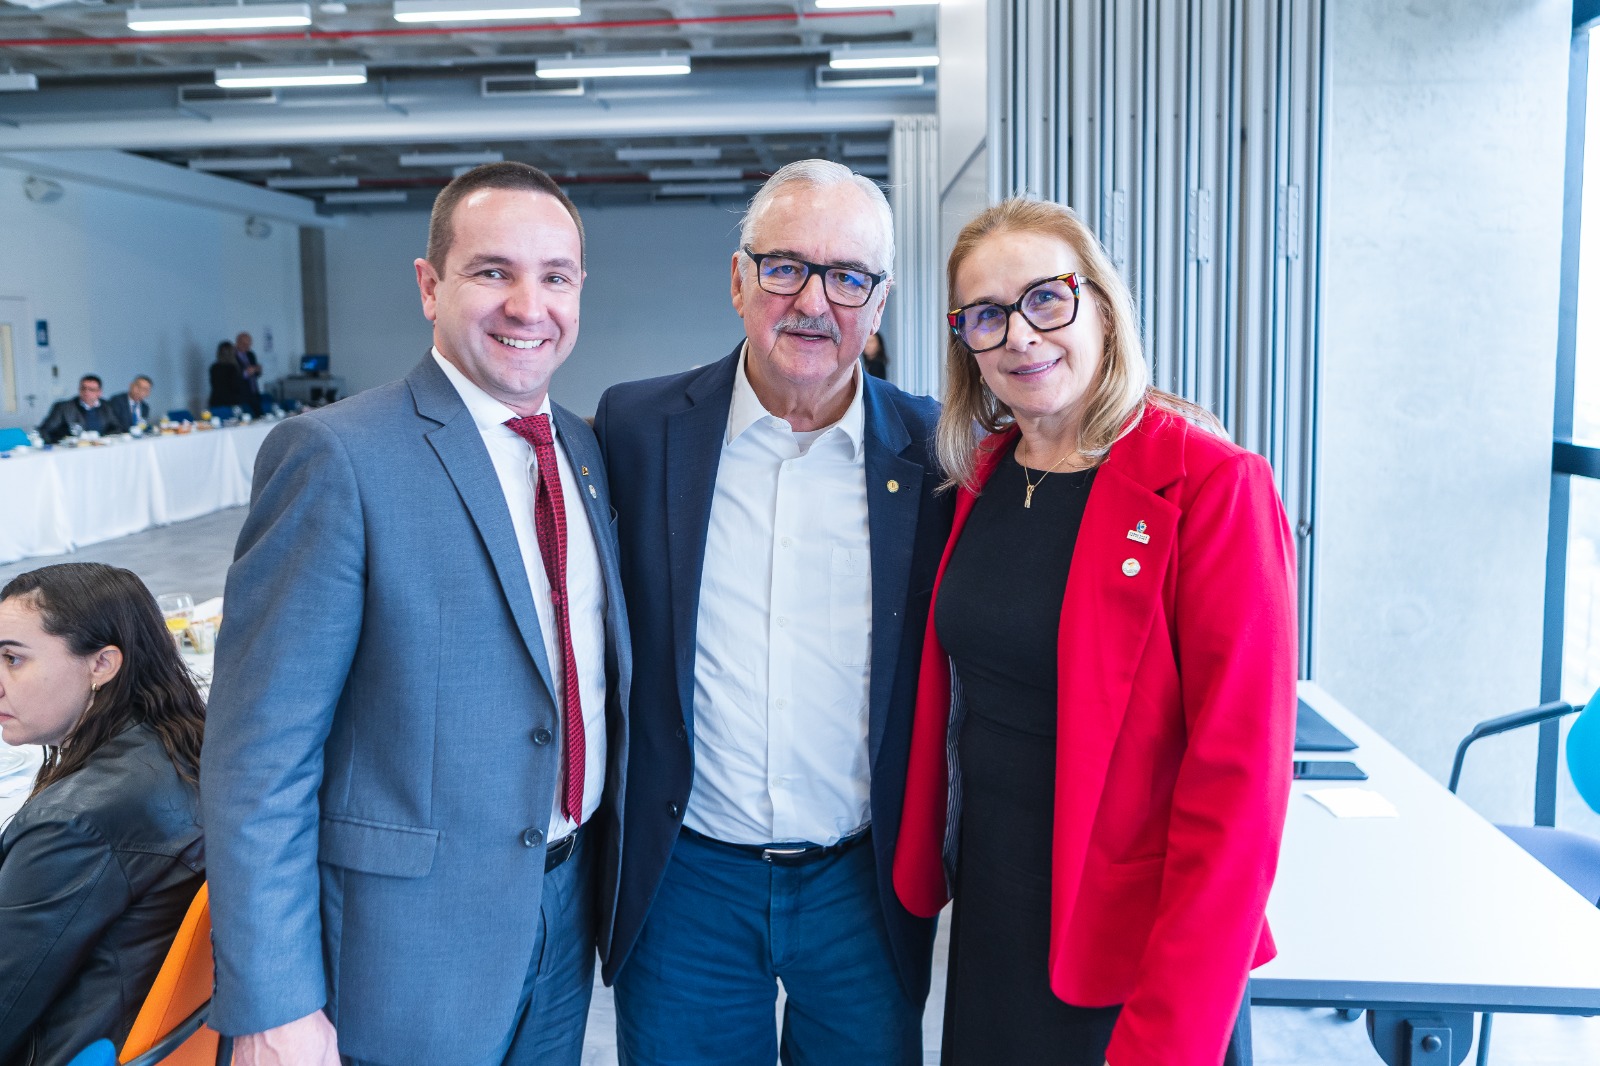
<box><xmin>1365</xmin><ymin>1010</ymin><xmax>1474</xmax><ymax>1066</ymax></box>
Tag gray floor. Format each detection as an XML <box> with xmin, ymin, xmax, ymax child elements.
<box><xmin>11</xmin><ymin>508</ymin><xmax>1599</xmax><ymax>1065</ymax></box>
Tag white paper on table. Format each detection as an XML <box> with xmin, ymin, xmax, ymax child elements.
<box><xmin>1304</xmin><ymin>787</ymin><xmax>1399</xmax><ymax>819</ymax></box>
<box><xmin>194</xmin><ymin>596</ymin><xmax>224</xmax><ymax>619</ymax></box>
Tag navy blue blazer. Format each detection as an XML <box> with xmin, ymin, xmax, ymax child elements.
<box><xmin>593</xmin><ymin>346</ymin><xmax>952</xmax><ymax>1002</ymax></box>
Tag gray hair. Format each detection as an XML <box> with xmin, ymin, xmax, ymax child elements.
<box><xmin>739</xmin><ymin>159</ymin><xmax>896</xmax><ymax>278</ymax></box>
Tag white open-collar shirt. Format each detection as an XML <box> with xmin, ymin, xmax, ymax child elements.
<box><xmin>685</xmin><ymin>348</ymin><xmax>873</xmax><ymax>847</ymax></box>
<box><xmin>432</xmin><ymin>349</ymin><xmax>606</xmax><ymax>842</ymax></box>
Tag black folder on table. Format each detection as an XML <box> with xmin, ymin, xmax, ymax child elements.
<box><xmin>1294</xmin><ymin>699</ymin><xmax>1357</xmax><ymax>752</ymax></box>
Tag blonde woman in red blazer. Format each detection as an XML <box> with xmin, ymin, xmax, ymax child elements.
<box><xmin>894</xmin><ymin>198</ymin><xmax>1298</xmax><ymax>1066</ymax></box>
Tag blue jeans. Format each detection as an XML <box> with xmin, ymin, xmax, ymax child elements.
<box><xmin>344</xmin><ymin>830</ymin><xmax>596</xmax><ymax>1066</ymax></box>
<box><xmin>614</xmin><ymin>828</ymin><xmax>922</xmax><ymax>1066</ymax></box>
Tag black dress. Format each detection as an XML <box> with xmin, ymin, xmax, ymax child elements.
<box><xmin>934</xmin><ymin>440</ymin><xmax>1120</xmax><ymax>1064</ymax></box>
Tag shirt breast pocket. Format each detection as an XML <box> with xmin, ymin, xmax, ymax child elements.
<box><xmin>829</xmin><ymin>546</ymin><xmax>872</xmax><ymax>666</ymax></box>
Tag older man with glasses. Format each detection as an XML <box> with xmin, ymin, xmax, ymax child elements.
<box><xmin>594</xmin><ymin>159</ymin><xmax>952</xmax><ymax>1065</ymax></box>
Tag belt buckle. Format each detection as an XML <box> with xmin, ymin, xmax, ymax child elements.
<box><xmin>761</xmin><ymin>845</ymin><xmax>810</xmax><ymax>864</ymax></box>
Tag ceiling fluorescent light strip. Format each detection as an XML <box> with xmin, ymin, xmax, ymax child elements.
<box><xmin>394</xmin><ymin>0</ymin><xmax>579</xmax><ymax>22</ymax></box>
<box><xmin>813</xmin><ymin>0</ymin><xmax>939</xmax><ymax>8</ymax></box>
<box><xmin>215</xmin><ymin>63</ymin><xmax>367</xmax><ymax>88</ymax></box>
<box><xmin>189</xmin><ymin>156</ymin><xmax>293</xmax><ymax>172</ymax></box>
<box><xmin>267</xmin><ymin>175</ymin><xmax>362</xmax><ymax>189</ymax></box>
<box><xmin>399</xmin><ymin>150</ymin><xmax>504</xmax><ymax>167</ymax></box>
<box><xmin>129</xmin><ymin>3</ymin><xmax>312</xmax><ymax>31</ymax></box>
<box><xmin>617</xmin><ymin>146</ymin><xmax>722</xmax><ymax>163</ymax></box>
<box><xmin>324</xmin><ymin>190</ymin><xmax>409</xmax><ymax>204</ymax></box>
<box><xmin>829</xmin><ymin>51</ymin><xmax>940</xmax><ymax>70</ymax></box>
<box><xmin>537</xmin><ymin>54</ymin><xmax>690</xmax><ymax>79</ymax></box>
<box><xmin>815</xmin><ymin>67</ymin><xmax>925</xmax><ymax>89</ymax></box>
<box><xmin>646</xmin><ymin>166</ymin><xmax>742</xmax><ymax>182</ymax></box>
<box><xmin>658</xmin><ymin>182</ymin><xmax>747</xmax><ymax>197</ymax></box>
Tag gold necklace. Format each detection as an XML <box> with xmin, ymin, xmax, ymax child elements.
<box><xmin>1020</xmin><ymin>448</ymin><xmax>1071</xmax><ymax>509</ymax></box>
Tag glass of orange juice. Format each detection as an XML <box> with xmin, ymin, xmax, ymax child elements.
<box><xmin>156</xmin><ymin>593</ymin><xmax>194</xmax><ymax>635</ymax></box>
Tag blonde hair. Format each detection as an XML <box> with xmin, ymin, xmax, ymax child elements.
<box><xmin>936</xmin><ymin>197</ymin><xmax>1218</xmax><ymax>491</ymax></box>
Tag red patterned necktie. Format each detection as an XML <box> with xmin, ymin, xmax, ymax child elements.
<box><xmin>504</xmin><ymin>413</ymin><xmax>585</xmax><ymax>825</ymax></box>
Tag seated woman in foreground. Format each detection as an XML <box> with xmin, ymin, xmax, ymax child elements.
<box><xmin>894</xmin><ymin>198</ymin><xmax>1299</xmax><ymax>1066</ymax></box>
<box><xmin>0</xmin><ymin>562</ymin><xmax>206</xmax><ymax>1066</ymax></box>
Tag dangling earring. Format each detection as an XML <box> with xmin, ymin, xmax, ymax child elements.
<box><xmin>84</xmin><ymin>683</ymin><xmax>99</xmax><ymax>715</ymax></box>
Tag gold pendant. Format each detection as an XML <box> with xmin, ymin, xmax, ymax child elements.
<box><xmin>1024</xmin><ymin>484</ymin><xmax>1035</xmax><ymax>509</ymax></box>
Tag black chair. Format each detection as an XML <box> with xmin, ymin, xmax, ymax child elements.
<box><xmin>1448</xmin><ymin>693</ymin><xmax>1600</xmax><ymax>1064</ymax></box>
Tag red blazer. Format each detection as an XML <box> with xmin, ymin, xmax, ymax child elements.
<box><xmin>894</xmin><ymin>406</ymin><xmax>1297</xmax><ymax>1066</ymax></box>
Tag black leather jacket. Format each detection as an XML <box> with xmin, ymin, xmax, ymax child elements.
<box><xmin>0</xmin><ymin>725</ymin><xmax>204</xmax><ymax>1066</ymax></box>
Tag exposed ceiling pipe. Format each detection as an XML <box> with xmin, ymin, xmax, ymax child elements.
<box><xmin>0</xmin><ymin>9</ymin><xmax>894</xmax><ymax>49</ymax></box>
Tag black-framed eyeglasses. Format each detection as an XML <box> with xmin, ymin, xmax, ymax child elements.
<box><xmin>947</xmin><ymin>272</ymin><xmax>1085</xmax><ymax>353</ymax></box>
<box><xmin>742</xmin><ymin>247</ymin><xmax>887</xmax><ymax>309</ymax></box>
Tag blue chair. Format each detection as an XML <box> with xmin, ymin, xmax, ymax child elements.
<box><xmin>0</xmin><ymin>426</ymin><xmax>30</xmax><ymax>453</ymax></box>
<box><xmin>64</xmin><ymin>1040</ymin><xmax>117</xmax><ymax>1066</ymax></box>
<box><xmin>1448</xmin><ymin>690</ymin><xmax>1600</xmax><ymax>1063</ymax></box>
<box><xmin>167</xmin><ymin>409</ymin><xmax>195</xmax><ymax>423</ymax></box>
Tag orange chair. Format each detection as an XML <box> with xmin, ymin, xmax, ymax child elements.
<box><xmin>118</xmin><ymin>883</ymin><xmax>233</xmax><ymax>1066</ymax></box>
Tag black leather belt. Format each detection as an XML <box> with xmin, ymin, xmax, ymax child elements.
<box><xmin>682</xmin><ymin>825</ymin><xmax>871</xmax><ymax>866</ymax></box>
<box><xmin>546</xmin><ymin>826</ymin><xmax>583</xmax><ymax>872</ymax></box>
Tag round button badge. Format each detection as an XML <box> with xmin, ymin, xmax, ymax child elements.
<box><xmin>1122</xmin><ymin>558</ymin><xmax>1141</xmax><ymax>577</ymax></box>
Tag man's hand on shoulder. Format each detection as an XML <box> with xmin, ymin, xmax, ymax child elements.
<box><xmin>233</xmin><ymin>1010</ymin><xmax>341</xmax><ymax>1066</ymax></box>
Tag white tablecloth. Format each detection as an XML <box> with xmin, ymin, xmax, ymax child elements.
<box><xmin>0</xmin><ymin>423</ymin><xmax>278</xmax><ymax>565</ymax></box>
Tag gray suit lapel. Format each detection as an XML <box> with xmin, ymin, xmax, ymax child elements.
<box><xmin>408</xmin><ymin>357</ymin><xmax>558</xmax><ymax>703</ymax></box>
<box><xmin>862</xmin><ymin>381</ymin><xmax>923</xmax><ymax>771</ymax></box>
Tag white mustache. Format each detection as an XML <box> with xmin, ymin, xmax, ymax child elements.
<box><xmin>776</xmin><ymin>313</ymin><xmax>842</xmax><ymax>344</ymax></box>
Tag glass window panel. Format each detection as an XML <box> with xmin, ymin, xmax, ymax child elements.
<box><xmin>1566</xmin><ymin>475</ymin><xmax>1600</xmax><ymax>704</ymax></box>
<box><xmin>1575</xmin><ymin>27</ymin><xmax>1600</xmax><ymax>441</ymax></box>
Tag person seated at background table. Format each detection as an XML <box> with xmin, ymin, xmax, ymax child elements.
<box><xmin>0</xmin><ymin>562</ymin><xmax>206</xmax><ymax>1065</ymax></box>
<box><xmin>893</xmin><ymin>197</ymin><xmax>1299</xmax><ymax>1066</ymax></box>
<box><xmin>37</xmin><ymin>374</ymin><xmax>125</xmax><ymax>444</ymax></box>
<box><xmin>105</xmin><ymin>375</ymin><xmax>154</xmax><ymax>433</ymax></box>
<box><xmin>208</xmin><ymin>340</ymin><xmax>248</xmax><ymax>413</ymax></box>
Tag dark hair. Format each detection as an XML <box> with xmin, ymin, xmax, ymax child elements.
<box><xmin>79</xmin><ymin>374</ymin><xmax>102</xmax><ymax>387</ymax></box>
<box><xmin>133</xmin><ymin>375</ymin><xmax>153</xmax><ymax>386</ymax></box>
<box><xmin>3</xmin><ymin>563</ymin><xmax>206</xmax><ymax>799</ymax></box>
<box><xmin>426</xmin><ymin>162</ymin><xmax>586</xmax><ymax>273</ymax></box>
<box><xmin>215</xmin><ymin>340</ymin><xmax>236</xmax><ymax>364</ymax></box>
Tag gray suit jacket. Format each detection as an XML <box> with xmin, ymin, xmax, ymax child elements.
<box><xmin>200</xmin><ymin>356</ymin><xmax>631</xmax><ymax>1065</ymax></box>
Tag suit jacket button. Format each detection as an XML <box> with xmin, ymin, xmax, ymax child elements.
<box><xmin>667</xmin><ymin>802</ymin><xmax>682</xmax><ymax>819</ymax></box>
<box><xmin>533</xmin><ymin>727</ymin><xmax>553</xmax><ymax>746</ymax></box>
<box><xmin>675</xmin><ymin>724</ymin><xmax>686</xmax><ymax>740</ymax></box>
<box><xmin>522</xmin><ymin>828</ymin><xmax>544</xmax><ymax>848</ymax></box>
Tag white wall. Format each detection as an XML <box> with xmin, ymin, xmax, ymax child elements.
<box><xmin>323</xmin><ymin>201</ymin><xmax>746</xmax><ymax>417</ymax></box>
<box><xmin>0</xmin><ymin>169</ymin><xmax>304</xmax><ymax>427</ymax></box>
<box><xmin>1316</xmin><ymin>0</ymin><xmax>1572</xmax><ymax>821</ymax></box>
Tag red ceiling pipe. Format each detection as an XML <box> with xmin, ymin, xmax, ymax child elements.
<box><xmin>0</xmin><ymin>10</ymin><xmax>894</xmax><ymax>49</ymax></box>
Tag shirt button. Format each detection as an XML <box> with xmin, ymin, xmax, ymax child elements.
<box><xmin>533</xmin><ymin>727</ymin><xmax>553</xmax><ymax>746</ymax></box>
<box><xmin>780</xmin><ymin>537</ymin><xmax>792</xmax><ymax>548</ymax></box>
<box><xmin>775</xmin><ymin>698</ymin><xmax>788</xmax><ymax>710</ymax></box>
<box><xmin>521</xmin><ymin>828</ymin><xmax>544</xmax><ymax>848</ymax></box>
<box><xmin>667</xmin><ymin>801</ymin><xmax>682</xmax><ymax>819</ymax></box>
<box><xmin>777</xmin><ymin>616</ymin><xmax>788</xmax><ymax>628</ymax></box>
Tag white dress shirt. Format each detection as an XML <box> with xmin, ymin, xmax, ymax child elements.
<box><xmin>432</xmin><ymin>349</ymin><xmax>606</xmax><ymax>841</ymax></box>
<box><xmin>686</xmin><ymin>349</ymin><xmax>873</xmax><ymax>847</ymax></box>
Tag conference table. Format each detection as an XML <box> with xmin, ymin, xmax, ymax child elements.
<box><xmin>0</xmin><ymin>422</ymin><xmax>276</xmax><ymax>566</ymax></box>
<box><xmin>1255</xmin><ymin>682</ymin><xmax>1600</xmax><ymax>1065</ymax></box>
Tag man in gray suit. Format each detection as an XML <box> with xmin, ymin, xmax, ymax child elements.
<box><xmin>201</xmin><ymin>162</ymin><xmax>631</xmax><ymax>1066</ymax></box>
